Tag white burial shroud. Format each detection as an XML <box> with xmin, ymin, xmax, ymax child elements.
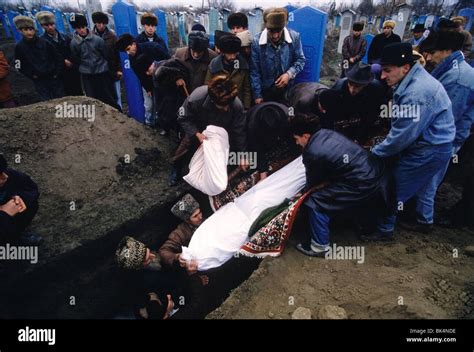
<box><xmin>181</xmin><ymin>156</ymin><xmax>306</xmax><ymax>271</ymax></box>
<box><xmin>183</xmin><ymin>125</ymin><xmax>230</xmax><ymax>196</ymax></box>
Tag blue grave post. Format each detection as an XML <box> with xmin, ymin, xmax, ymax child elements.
<box><xmin>112</xmin><ymin>0</ymin><xmax>145</xmax><ymax>123</ymax></box>
<box><xmin>155</xmin><ymin>9</ymin><xmax>168</xmax><ymax>48</ymax></box>
<box><xmin>178</xmin><ymin>12</ymin><xmax>187</xmax><ymax>45</ymax></box>
<box><xmin>287</xmin><ymin>6</ymin><xmax>327</xmax><ymax>83</ymax></box>
<box><xmin>285</xmin><ymin>5</ymin><xmax>298</xmax><ymax>14</ymax></box>
<box><xmin>379</xmin><ymin>15</ymin><xmax>385</xmax><ymax>29</ymax></box>
<box><xmin>7</xmin><ymin>11</ymin><xmax>23</xmax><ymax>42</ymax></box>
<box><xmin>0</xmin><ymin>11</ymin><xmax>13</xmax><ymax>38</ymax></box>
<box><xmin>222</xmin><ymin>9</ymin><xmax>230</xmax><ymax>32</ymax></box>
<box><xmin>362</xmin><ymin>34</ymin><xmax>374</xmax><ymax>64</ymax></box>
<box><xmin>209</xmin><ymin>8</ymin><xmax>219</xmax><ymax>46</ymax></box>
<box><xmin>459</xmin><ymin>8</ymin><xmax>474</xmax><ymax>31</ymax></box>
<box><xmin>335</xmin><ymin>14</ymin><xmax>341</xmax><ymax>28</ymax></box>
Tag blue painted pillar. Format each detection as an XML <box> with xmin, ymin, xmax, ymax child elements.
<box><xmin>0</xmin><ymin>11</ymin><xmax>13</xmax><ymax>38</ymax></box>
<box><xmin>287</xmin><ymin>6</ymin><xmax>327</xmax><ymax>83</ymax></box>
<box><xmin>112</xmin><ymin>0</ymin><xmax>145</xmax><ymax>123</ymax></box>
<box><xmin>362</xmin><ymin>34</ymin><xmax>374</xmax><ymax>64</ymax></box>
<box><xmin>7</xmin><ymin>11</ymin><xmax>23</xmax><ymax>42</ymax></box>
<box><xmin>155</xmin><ymin>9</ymin><xmax>168</xmax><ymax>48</ymax></box>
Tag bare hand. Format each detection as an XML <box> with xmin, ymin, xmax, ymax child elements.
<box><xmin>198</xmin><ymin>275</ymin><xmax>209</xmax><ymax>286</ymax></box>
<box><xmin>147</xmin><ymin>91</ymin><xmax>152</xmax><ymax>97</ymax></box>
<box><xmin>275</xmin><ymin>73</ymin><xmax>290</xmax><ymax>88</ymax></box>
<box><xmin>12</xmin><ymin>196</ymin><xmax>27</xmax><ymax>213</ymax></box>
<box><xmin>176</xmin><ymin>78</ymin><xmax>185</xmax><ymax>87</ymax></box>
<box><xmin>0</xmin><ymin>199</ymin><xmax>22</xmax><ymax>217</ymax></box>
<box><xmin>240</xmin><ymin>158</ymin><xmax>249</xmax><ymax>172</ymax></box>
<box><xmin>255</xmin><ymin>98</ymin><xmax>263</xmax><ymax>105</ymax></box>
<box><xmin>177</xmin><ymin>254</ymin><xmax>187</xmax><ymax>267</ymax></box>
<box><xmin>259</xmin><ymin>171</ymin><xmax>268</xmax><ymax>182</ymax></box>
<box><xmin>116</xmin><ymin>71</ymin><xmax>123</xmax><ymax>79</ymax></box>
<box><xmin>186</xmin><ymin>259</ymin><xmax>198</xmax><ymax>275</ymax></box>
<box><xmin>64</xmin><ymin>59</ymin><xmax>73</xmax><ymax>68</ymax></box>
<box><xmin>196</xmin><ymin>132</ymin><xmax>207</xmax><ymax>144</ymax></box>
<box><xmin>349</xmin><ymin>57</ymin><xmax>355</xmax><ymax>64</ymax></box>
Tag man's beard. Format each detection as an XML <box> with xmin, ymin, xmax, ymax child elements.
<box><xmin>146</xmin><ymin>252</ymin><xmax>162</xmax><ymax>271</ymax></box>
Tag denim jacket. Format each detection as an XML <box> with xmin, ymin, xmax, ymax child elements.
<box><xmin>372</xmin><ymin>63</ymin><xmax>455</xmax><ymax>158</ymax></box>
<box><xmin>250</xmin><ymin>28</ymin><xmax>305</xmax><ymax>99</ymax></box>
<box><xmin>431</xmin><ymin>51</ymin><xmax>474</xmax><ymax>149</ymax></box>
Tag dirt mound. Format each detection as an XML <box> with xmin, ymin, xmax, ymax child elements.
<box><xmin>0</xmin><ymin>96</ymin><xmax>187</xmax><ymax>261</ymax></box>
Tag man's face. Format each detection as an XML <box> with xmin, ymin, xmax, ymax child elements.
<box><xmin>223</xmin><ymin>52</ymin><xmax>237</xmax><ymax>63</ymax></box>
<box><xmin>95</xmin><ymin>22</ymin><xmax>106</xmax><ymax>32</ymax></box>
<box><xmin>125</xmin><ymin>42</ymin><xmax>137</xmax><ymax>56</ymax></box>
<box><xmin>230</xmin><ymin>26</ymin><xmax>245</xmax><ymax>34</ymax></box>
<box><xmin>353</xmin><ymin>30</ymin><xmax>362</xmax><ymax>37</ymax></box>
<box><xmin>268</xmin><ymin>28</ymin><xmax>283</xmax><ymax>43</ymax></box>
<box><xmin>75</xmin><ymin>26</ymin><xmax>88</xmax><ymax>37</ymax></box>
<box><xmin>0</xmin><ymin>172</ymin><xmax>8</xmax><ymax>187</ymax></box>
<box><xmin>413</xmin><ymin>31</ymin><xmax>423</xmax><ymax>39</ymax></box>
<box><xmin>41</xmin><ymin>22</ymin><xmax>56</xmax><ymax>35</ymax></box>
<box><xmin>383</xmin><ymin>26</ymin><xmax>393</xmax><ymax>36</ymax></box>
<box><xmin>190</xmin><ymin>49</ymin><xmax>204</xmax><ymax>60</ymax></box>
<box><xmin>188</xmin><ymin>208</ymin><xmax>203</xmax><ymax>227</ymax></box>
<box><xmin>347</xmin><ymin>81</ymin><xmax>367</xmax><ymax>96</ymax></box>
<box><xmin>381</xmin><ymin>64</ymin><xmax>410</xmax><ymax>87</ymax></box>
<box><xmin>293</xmin><ymin>134</ymin><xmax>311</xmax><ymax>148</ymax></box>
<box><xmin>142</xmin><ymin>292</ymin><xmax>174</xmax><ymax>319</ymax></box>
<box><xmin>20</xmin><ymin>27</ymin><xmax>35</xmax><ymax>40</ymax></box>
<box><xmin>424</xmin><ymin>50</ymin><xmax>451</xmax><ymax>67</ymax></box>
<box><xmin>144</xmin><ymin>24</ymin><xmax>156</xmax><ymax>36</ymax></box>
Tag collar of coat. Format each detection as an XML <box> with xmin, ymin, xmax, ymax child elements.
<box><xmin>73</xmin><ymin>29</ymin><xmax>93</xmax><ymax>43</ymax></box>
<box><xmin>93</xmin><ymin>25</ymin><xmax>111</xmax><ymax>38</ymax></box>
<box><xmin>393</xmin><ymin>62</ymin><xmax>423</xmax><ymax>99</ymax></box>
<box><xmin>209</xmin><ymin>53</ymin><xmax>249</xmax><ymax>74</ymax></box>
<box><xmin>431</xmin><ymin>50</ymin><xmax>464</xmax><ymax>80</ymax></box>
<box><xmin>258</xmin><ymin>27</ymin><xmax>293</xmax><ymax>45</ymax></box>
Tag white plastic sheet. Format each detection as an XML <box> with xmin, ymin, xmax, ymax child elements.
<box><xmin>183</xmin><ymin>125</ymin><xmax>230</xmax><ymax>196</ymax></box>
<box><xmin>181</xmin><ymin>156</ymin><xmax>307</xmax><ymax>271</ymax></box>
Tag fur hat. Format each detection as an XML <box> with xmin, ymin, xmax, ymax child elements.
<box><xmin>35</xmin><ymin>11</ymin><xmax>55</xmax><ymax>25</ymax></box>
<box><xmin>188</xmin><ymin>30</ymin><xmax>209</xmax><ymax>51</ymax></box>
<box><xmin>208</xmin><ymin>75</ymin><xmax>238</xmax><ymax>105</ymax></box>
<box><xmin>437</xmin><ymin>18</ymin><xmax>457</xmax><ymax>31</ymax></box>
<box><xmin>217</xmin><ymin>34</ymin><xmax>241</xmax><ymax>53</ymax></box>
<box><xmin>412</xmin><ymin>50</ymin><xmax>425</xmax><ymax>67</ymax></box>
<box><xmin>450</xmin><ymin>16</ymin><xmax>466</xmax><ymax>27</ymax></box>
<box><xmin>352</xmin><ymin>22</ymin><xmax>364</xmax><ymax>31</ymax></box>
<box><xmin>412</xmin><ymin>23</ymin><xmax>425</xmax><ymax>33</ymax></box>
<box><xmin>423</xmin><ymin>30</ymin><xmax>464</xmax><ymax>52</ymax></box>
<box><xmin>227</xmin><ymin>12</ymin><xmax>248</xmax><ymax>29</ymax></box>
<box><xmin>0</xmin><ymin>154</ymin><xmax>7</xmax><ymax>173</ymax></box>
<box><xmin>70</xmin><ymin>13</ymin><xmax>88</xmax><ymax>29</ymax></box>
<box><xmin>191</xmin><ymin>23</ymin><xmax>206</xmax><ymax>32</ymax></box>
<box><xmin>134</xmin><ymin>54</ymin><xmax>155</xmax><ymax>76</ymax></box>
<box><xmin>92</xmin><ymin>11</ymin><xmax>109</xmax><ymax>25</ymax></box>
<box><xmin>116</xmin><ymin>236</ymin><xmax>147</xmax><ymax>270</ymax></box>
<box><xmin>266</xmin><ymin>8</ymin><xmax>288</xmax><ymax>29</ymax></box>
<box><xmin>236</xmin><ymin>30</ymin><xmax>252</xmax><ymax>47</ymax></box>
<box><xmin>116</xmin><ymin>33</ymin><xmax>135</xmax><ymax>52</ymax></box>
<box><xmin>141</xmin><ymin>12</ymin><xmax>158</xmax><ymax>26</ymax></box>
<box><xmin>13</xmin><ymin>15</ymin><xmax>35</xmax><ymax>30</ymax></box>
<box><xmin>380</xmin><ymin>42</ymin><xmax>414</xmax><ymax>66</ymax></box>
<box><xmin>171</xmin><ymin>194</ymin><xmax>200</xmax><ymax>221</ymax></box>
<box><xmin>383</xmin><ymin>19</ymin><xmax>396</xmax><ymax>29</ymax></box>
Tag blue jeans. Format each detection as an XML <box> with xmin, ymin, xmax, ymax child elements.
<box><xmin>34</xmin><ymin>77</ymin><xmax>64</xmax><ymax>101</ymax></box>
<box><xmin>378</xmin><ymin>143</ymin><xmax>453</xmax><ymax>232</ymax></box>
<box><xmin>307</xmin><ymin>205</ymin><xmax>331</xmax><ymax>248</ymax></box>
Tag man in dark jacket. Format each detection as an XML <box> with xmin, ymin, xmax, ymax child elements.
<box><xmin>14</xmin><ymin>15</ymin><xmax>63</xmax><ymax>101</ymax></box>
<box><xmin>0</xmin><ymin>155</ymin><xmax>40</xmax><ymax>243</ymax></box>
<box><xmin>136</xmin><ymin>12</ymin><xmax>168</xmax><ymax>52</ymax></box>
<box><xmin>36</xmin><ymin>11</ymin><xmax>82</xmax><ymax>96</ymax></box>
<box><xmin>92</xmin><ymin>11</ymin><xmax>122</xmax><ymax>110</ymax></box>
<box><xmin>329</xmin><ymin>62</ymin><xmax>390</xmax><ymax>145</ymax></box>
<box><xmin>70</xmin><ymin>14</ymin><xmax>119</xmax><ymax>109</ymax></box>
<box><xmin>368</xmin><ymin>20</ymin><xmax>401</xmax><ymax>64</ymax></box>
<box><xmin>341</xmin><ymin>21</ymin><xmax>367</xmax><ymax>77</ymax></box>
<box><xmin>289</xmin><ymin>115</ymin><xmax>393</xmax><ymax>257</ymax></box>
<box><xmin>116</xmin><ymin>33</ymin><xmax>170</xmax><ymax>126</ymax></box>
<box><xmin>173</xmin><ymin>31</ymin><xmax>218</xmax><ymax>94</ymax></box>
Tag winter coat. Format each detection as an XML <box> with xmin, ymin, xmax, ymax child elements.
<box><xmin>136</xmin><ymin>31</ymin><xmax>168</xmax><ymax>53</ymax></box>
<box><xmin>205</xmin><ymin>54</ymin><xmax>252</xmax><ymax>109</ymax></box>
<box><xmin>177</xmin><ymin>85</ymin><xmax>247</xmax><ymax>152</ymax></box>
<box><xmin>367</xmin><ymin>32</ymin><xmax>401</xmax><ymax>63</ymax></box>
<box><xmin>372</xmin><ymin>63</ymin><xmax>455</xmax><ymax>158</ymax></box>
<box><xmin>70</xmin><ymin>30</ymin><xmax>109</xmax><ymax>75</ymax></box>
<box><xmin>158</xmin><ymin>222</ymin><xmax>196</xmax><ymax>268</ymax></box>
<box><xmin>250</xmin><ymin>27</ymin><xmax>306</xmax><ymax>99</ymax></box>
<box><xmin>173</xmin><ymin>47</ymin><xmax>217</xmax><ymax>93</ymax></box>
<box><xmin>93</xmin><ymin>26</ymin><xmax>121</xmax><ymax>80</ymax></box>
<box><xmin>303</xmin><ymin>129</ymin><xmax>394</xmax><ymax>215</ymax></box>
<box><xmin>342</xmin><ymin>34</ymin><xmax>367</xmax><ymax>63</ymax></box>
<box><xmin>431</xmin><ymin>50</ymin><xmax>474</xmax><ymax>150</ymax></box>
<box><xmin>15</xmin><ymin>35</ymin><xmax>63</xmax><ymax>79</ymax></box>
<box><xmin>132</xmin><ymin>41</ymin><xmax>171</xmax><ymax>93</ymax></box>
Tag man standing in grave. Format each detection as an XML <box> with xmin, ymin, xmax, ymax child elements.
<box><xmin>364</xmin><ymin>43</ymin><xmax>455</xmax><ymax>240</ymax></box>
<box><xmin>0</xmin><ymin>155</ymin><xmax>41</xmax><ymax>244</ymax></box>
<box><xmin>250</xmin><ymin>7</ymin><xmax>305</xmax><ymax>104</ymax></box>
<box><xmin>341</xmin><ymin>21</ymin><xmax>367</xmax><ymax>77</ymax></box>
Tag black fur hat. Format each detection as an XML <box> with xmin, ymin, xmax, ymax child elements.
<box><xmin>92</xmin><ymin>11</ymin><xmax>109</xmax><ymax>25</ymax></box>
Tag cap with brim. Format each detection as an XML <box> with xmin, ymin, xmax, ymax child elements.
<box><xmin>380</xmin><ymin>42</ymin><xmax>415</xmax><ymax>66</ymax></box>
<box><xmin>345</xmin><ymin>62</ymin><xmax>374</xmax><ymax>85</ymax></box>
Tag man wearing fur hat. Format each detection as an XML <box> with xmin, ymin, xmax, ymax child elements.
<box><xmin>341</xmin><ymin>21</ymin><xmax>367</xmax><ymax>77</ymax></box>
<box><xmin>173</xmin><ymin>31</ymin><xmax>217</xmax><ymax>94</ymax></box>
<box><xmin>408</xmin><ymin>23</ymin><xmax>427</xmax><ymax>48</ymax></box>
<box><xmin>116</xmin><ymin>33</ymin><xmax>170</xmax><ymax>127</ymax></box>
<box><xmin>136</xmin><ymin>12</ymin><xmax>168</xmax><ymax>53</ymax></box>
<box><xmin>227</xmin><ymin>12</ymin><xmax>248</xmax><ymax>34</ymax></box>
<box><xmin>14</xmin><ymin>15</ymin><xmax>64</xmax><ymax>101</ymax></box>
<box><xmin>451</xmin><ymin>16</ymin><xmax>473</xmax><ymax>62</ymax></box>
<box><xmin>367</xmin><ymin>19</ymin><xmax>401</xmax><ymax>64</ymax></box>
<box><xmin>236</xmin><ymin>30</ymin><xmax>252</xmax><ymax>60</ymax></box>
<box><xmin>36</xmin><ymin>11</ymin><xmax>82</xmax><ymax>97</ymax></box>
<box><xmin>92</xmin><ymin>11</ymin><xmax>123</xmax><ymax>110</ymax></box>
<box><xmin>116</xmin><ymin>236</ymin><xmax>162</xmax><ymax>271</ymax></box>
<box><xmin>205</xmin><ymin>33</ymin><xmax>252</xmax><ymax>109</ymax></box>
<box><xmin>158</xmin><ymin>194</ymin><xmax>204</xmax><ymax>272</ymax></box>
<box><xmin>250</xmin><ymin>7</ymin><xmax>305</xmax><ymax>104</ymax></box>
<box><xmin>70</xmin><ymin>13</ymin><xmax>120</xmax><ymax>110</ymax></box>
<box><xmin>364</xmin><ymin>42</ymin><xmax>455</xmax><ymax>240</ymax></box>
